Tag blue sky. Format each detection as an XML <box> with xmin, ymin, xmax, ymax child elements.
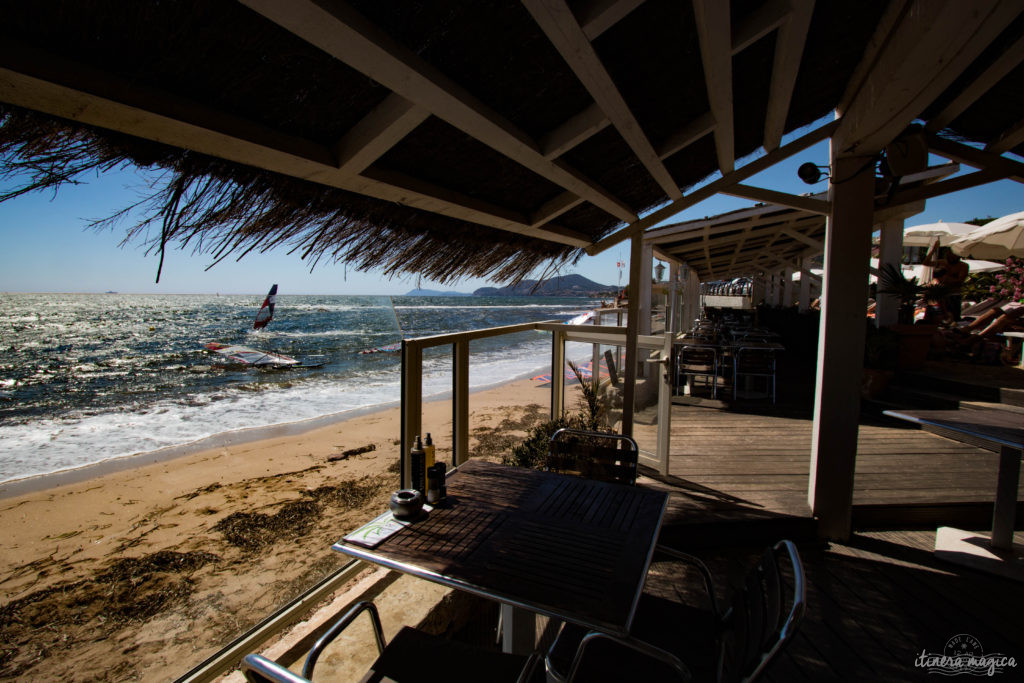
<box><xmin>1</xmin><ymin>133</ymin><xmax>1022</xmax><ymax>295</ymax></box>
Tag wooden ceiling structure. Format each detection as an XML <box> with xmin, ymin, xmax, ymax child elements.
<box><xmin>646</xmin><ymin>164</ymin><xmax>961</xmax><ymax>281</ymax></box>
<box><xmin>1</xmin><ymin>1</ymin><xmax>1023</xmax><ymax>282</ymax></box>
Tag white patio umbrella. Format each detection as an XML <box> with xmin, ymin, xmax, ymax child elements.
<box><xmin>949</xmin><ymin>210</ymin><xmax>1024</xmax><ymax>259</ymax></box>
<box><xmin>901</xmin><ymin>220</ymin><xmax>976</xmax><ymax>247</ymax></box>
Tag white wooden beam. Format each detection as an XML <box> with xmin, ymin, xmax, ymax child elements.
<box><xmin>763</xmin><ymin>0</ymin><xmax>815</xmax><ymax>152</ymax></box>
<box><xmin>835</xmin><ymin>0</ymin><xmax>1023</xmax><ymax>155</ymax></box>
<box><xmin>779</xmin><ymin>226</ymin><xmax>824</xmax><ymax>250</ymax></box>
<box><xmin>731</xmin><ymin>0</ymin><xmax>790</xmax><ymax>55</ymax></box>
<box><xmin>987</xmin><ymin>116</ymin><xmax>1024</xmax><ymax>155</ymax></box>
<box><xmin>656</xmin><ymin>112</ymin><xmax>716</xmax><ymax>159</ymax></box>
<box><xmin>524</xmin><ymin>0</ymin><xmax>682</xmax><ymax>199</ymax></box>
<box><xmin>928</xmin><ymin>134</ymin><xmax>1024</xmax><ymax>183</ymax></box>
<box><xmin>692</xmin><ymin>0</ymin><xmax>734</xmax><ymax>174</ymax></box>
<box><xmin>587</xmin><ymin>119</ymin><xmax>838</xmax><ymax>255</ymax></box>
<box><xmin>722</xmin><ymin>184</ymin><xmax>831</xmax><ymax>214</ymax></box>
<box><xmin>242</xmin><ymin>0</ymin><xmax>637</xmax><ymax>223</ymax></box>
<box><xmin>540</xmin><ymin>103</ymin><xmax>611</xmax><ymax>159</ymax></box>
<box><xmin>881</xmin><ymin>167</ymin><xmax>1006</xmax><ymax>208</ymax></box>
<box><xmin>334</xmin><ymin>93</ymin><xmax>429</xmax><ymax>174</ymax></box>
<box><xmin>926</xmin><ymin>32</ymin><xmax>1024</xmax><ymax>133</ymax></box>
<box><xmin>530</xmin><ymin>192</ymin><xmax>585</xmax><ymax>226</ymax></box>
<box><xmin>0</xmin><ymin>57</ymin><xmax>588</xmax><ymax>248</ymax></box>
<box><xmin>578</xmin><ymin>0</ymin><xmax>647</xmax><ymax>40</ymax></box>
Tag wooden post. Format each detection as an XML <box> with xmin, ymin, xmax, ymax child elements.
<box><xmin>876</xmin><ymin>218</ymin><xmax>904</xmax><ymax>327</ymax></box>
<box><xmin>453</xmin><ymin>339</ymin><xmax>470</xmax><ymax>466</ymax></box>
<box><xmin>655</xmin><ymin>330</ymin><xmax>673</xmax><ymax>475</ymax></box>
<box><xmin>400</xmin><ymin>341</ymin><xmax>423</xmax><ymax>489</ymax></box>
<box><xmin>808</xmin><ymin>151</ymin><xmax>876</xmax><ymax>540</ymax></box>
<box><xmin>639</xmin><ymin>242</ymin><xmax>653</xmax><ymax>336</ymax></box>
<box><xmin>669</xmin><ymin>263</ymin><xmax>682</xmax><ymax>334</ymax></box>
<box><xmin>551</xmin><ymin>329</ymin><xmax>565</xmax><ymax>420</ymax></box>
<box><xmin>799</xmin><ymin>257</ymin><xmax>812</xmax><ymax>311</ymax></box>
<box><xmin>621</xmin><ymin>232</ymin><xmax>642</xmax><ymax>437</ymax></box>
<box><xmin>782</xmin><ymin>267</ymin><xmax>794</xmax><ymax>308</ymax></box>
<box><xmin>592</xmin><ymin>310</ymin><xmax>601</xmax><ymax>394</ymax></box>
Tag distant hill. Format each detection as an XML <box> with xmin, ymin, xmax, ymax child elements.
<box><xmin>403</xmin><ymin>288</ymin><xmax>472</xmax><ymax>296</ymax></box>
<box><xmin>473</xmin><ymin>274</ymin><xmax>615</xmax><ymax>297</ymax></box>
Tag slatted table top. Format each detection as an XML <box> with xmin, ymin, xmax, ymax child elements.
<box><xmin>333</xmin><ymin>460</ymin><xmax>668</xmax><ymax>636</ymax></box>
<box><xmin>883</xmin><ymin>408</ymin><xmax>1024</xmax><ymax>450</ymax></box>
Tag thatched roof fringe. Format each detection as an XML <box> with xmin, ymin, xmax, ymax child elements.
<box><xmin>0</xmin><ymin>104</ymin><xmax>572</xmax><ymax>285</ymax></box>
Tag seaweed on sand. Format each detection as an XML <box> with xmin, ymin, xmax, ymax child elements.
<box><xmin>213</xmin><ymin>500</ymin><xmax>321</xmax><ymax>552</ymax></box>
<box><xmin>0</xmin><ymin>550</ymin><xmax>219</xmax><ymax>677</ymax></box>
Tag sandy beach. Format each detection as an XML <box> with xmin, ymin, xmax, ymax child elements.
<box><xmin>0</xmin><ymin>378</ymin><xmax>562</xmax><ymax>680</ymax></box>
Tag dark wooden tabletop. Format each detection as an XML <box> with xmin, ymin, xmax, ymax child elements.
<box><xmin>333</xmin><ymin>459</ymin><xmax>668</xmax><ymax>636</ymax></box>
<box><xmin>883</xmin><ymin>408</ymin><xmax>1024</xmax><ymax>450</ymax></box>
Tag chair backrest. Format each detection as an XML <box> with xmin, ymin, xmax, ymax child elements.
<box><xmin>717</xmin><ymin>540</ymin><xmax>805</xmax><ymax>683</ymax></box>
<box><xmin>733</xmin><ymin>347</ymin><xmax>775</xmax><ymax>373</ymax></box>
<box><xmin>679</xmin><ymin>344</ymin><xmax>717</xmax><ymax>367</ymax></box>
<box><xmin>548</xmin><ymin>428</ymin><xmax>639</xmax><ymax>485</ymax></box>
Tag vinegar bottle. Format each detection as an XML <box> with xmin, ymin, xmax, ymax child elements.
<box><xmin>423</xmin><ymin>433</ymin><xmax>436</xmax><ymax>493</ymax></box>
<box><xmin>410</xmin><ymin>435</ymin><xmax>426</xmax><ymax>493</ymax></box>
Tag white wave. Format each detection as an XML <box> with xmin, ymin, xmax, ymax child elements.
<box><xmin>0</xmin><ymin>337</ymin><xmax>575</xmax><ymax>483</ymax></box>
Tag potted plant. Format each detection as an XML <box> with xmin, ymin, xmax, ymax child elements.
<box><xmin>876</xmin><ymin>263</ymin><xmax>947</xmax><ymax>369</ymax></box>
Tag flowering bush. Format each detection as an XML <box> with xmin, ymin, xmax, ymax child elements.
<box><xmin>990</xmin><ymin>256</ymin><xmax>1024</xmax><ymax>303</ymax></box>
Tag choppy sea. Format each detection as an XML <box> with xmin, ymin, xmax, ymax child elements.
<box><xmin>0</xmin><ymin>293</ymin><xmax>600</xmax><ymax>483</ymax></box>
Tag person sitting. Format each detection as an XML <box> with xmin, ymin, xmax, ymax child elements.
<box><xmin>923</xmin><ymin>241</ymin><xmax>969</xmax><ymax>321</ymax></box>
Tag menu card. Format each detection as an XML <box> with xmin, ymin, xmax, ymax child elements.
<box><xmin>343</xmin><ymin>505</ymin><xmax>432</xmax><ymax>548</ymax></box>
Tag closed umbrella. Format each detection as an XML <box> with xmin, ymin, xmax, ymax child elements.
<box><xmin>949</xmin><ymin>210</ymin><xmax>1024</xmax><ymax>259</ymax></box>
<box><xmin>902</xmin><ymin>221</ymin><xmax>976</xmax><ymax>247</ymax></box>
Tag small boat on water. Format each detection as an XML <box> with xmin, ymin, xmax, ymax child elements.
<box><xmin>204</xmin><ymin>342</ymin><xmax>324</xmax><ymax>369</ymax></box>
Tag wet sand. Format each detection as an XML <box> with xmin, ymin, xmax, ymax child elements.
<box><xmin>0</xmin><ymin>378</ymin><xmax>558</xmax><ymax>681</ymax></box>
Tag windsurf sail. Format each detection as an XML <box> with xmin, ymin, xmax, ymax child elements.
<box><xmin>253</xmin><ymin>284</ymin><xmax>278</xmax><ymax>330</ymax></box>
<box><xmin>359</xmin><ymin>296</ymin><xmax>404</xmax><ymax>354</ymax></box>
<box><xmin>205</xmin><ymin>342</ymin><xmax>299</xmax><ymax>367</ymax></box>
<box><xmin>565</xmin><ymin>310</ymin><xmax>595</xmax><ymax>326</ymax></box>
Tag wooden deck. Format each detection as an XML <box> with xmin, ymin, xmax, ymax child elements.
<box><xmin>644</xmin><ymin>528</ymin><xmax>1024</xmax><ymax>682</ymax></box>
<box><xmin>632</xmin><ymin>402</ymin><xmax>1024</xmax><ymax>537</ymax></box>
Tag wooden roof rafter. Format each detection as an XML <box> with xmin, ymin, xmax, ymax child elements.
<box><xmin>587</xmin><ymin>119</ymin><xmax>839</xmax><ymax>255</ymax></box>
<box><xmin>763</xmin><ymin>0</ymin><xmax>815</xmax><ymax>152</ymax></box>
<box><xmin>834</xmin><ymin>0</ymin><xmax>1022</xmax><ymax>154</ymax></box>
<box><xmin>523</xmin><ymin>0</ymin><xmax>683</xmax><ymax>201</ymax></box>
<box><xmin>692</xmin><ymin>0</ymin><xmax>734</xmax><ymax>175</ymax></box>
<box><xmin>241</xmin><ymin>0</ymin><xmax>638</xmax><ymax>225</ymax></box>
<box><xmin>925</xmin><ymin>31</ymin><xmax>1024</xmax><ymax>134</ymax></box>
<box><xmin>987</xmin><ymin>116</ymin><xmax>1024</xmax><ymax>155</ymax></box>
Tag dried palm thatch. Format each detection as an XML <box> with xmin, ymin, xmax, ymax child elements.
<box><xmin>0</xmin><ymin>103</ymin><xmax>580</xmax><ymax>284</ymax></box>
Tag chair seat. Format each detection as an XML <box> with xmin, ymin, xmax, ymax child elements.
<box><xmin>363</xmin><ymin>627</ymin><xmax>540</xmax><ymax>683</ymax></box>
<box><xmin>547</xmin><ymin>596</ymin><xmax>717</xmax><ymax>682</ymax></box>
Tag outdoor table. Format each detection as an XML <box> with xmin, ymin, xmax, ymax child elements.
<box><xmin>883</xmin><ymin>408</ymin><xmax>1023</xmax><ymax>580</ymax></box>
<box><xmin>333</xmin><ymin>459</ymin><xmax>669</xmax><ymax>654</ymax></box>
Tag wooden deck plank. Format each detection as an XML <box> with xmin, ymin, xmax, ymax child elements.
<box><xmin>635</xmin><ymin>403</ymin><xmax>1024</xmax><ymax>523</ymax></box>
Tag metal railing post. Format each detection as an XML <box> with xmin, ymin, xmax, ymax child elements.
<box><xmin>453</xmin><ymin>339</ymin><xmax>470</xmax><ymax>466</ymax></box>
<box><xmin>551</xmin><ymin>329</ymin><xmax>565</xmax><ymax>420</ymax></box>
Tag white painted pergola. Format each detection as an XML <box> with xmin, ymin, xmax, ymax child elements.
<box><xmin>3</xmin><ymin>1</ymin><xmax>1024</xmax><ymax>541</ymax></box>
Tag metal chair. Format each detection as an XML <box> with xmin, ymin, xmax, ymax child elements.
<box><xmin>732</xmin><ymin>347</ymin><xmax>776</xmax><ymax>403</ymax></box>
<box><xmin>545</xmin><ymin>540</ymin><xmax>806</xmax><ymax>683</ymax></box>
<box><xmin>677</xmin><ymin>344</ymin><xmax>720</xmax><ymax>398</ymax></box>
<box><xmin>548</xmin><ymin>428</ymin><xmax>639</xmax><ymax>486</ymax></box>
<box><xmin>241</xmin><ymin>601</ymin><xmax>541</xmax><ymax>683</ymax></box>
